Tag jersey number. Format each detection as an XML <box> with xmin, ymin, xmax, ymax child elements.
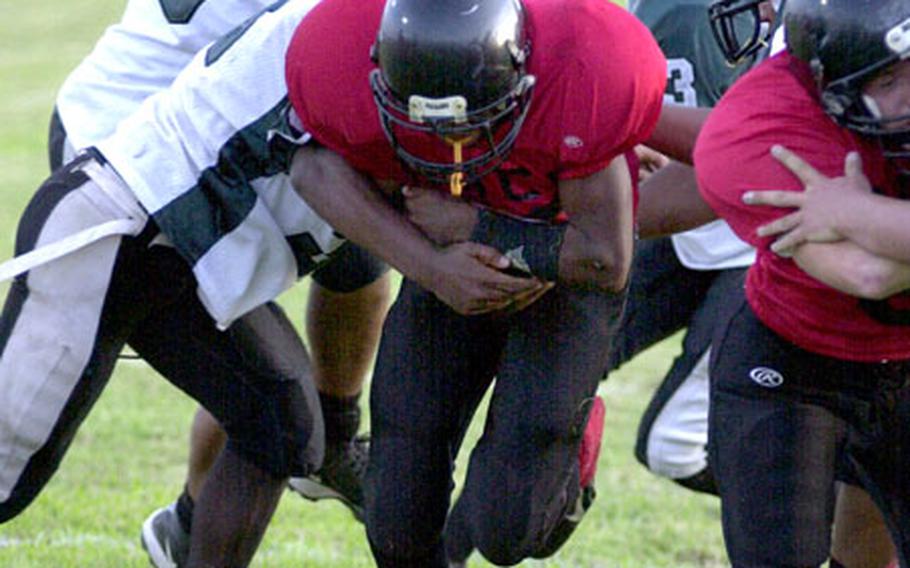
<box><xmin>665</xmin><ymin>58</ymin><xmax>697</xmax><ymax>107</ymax></box>
<box><xmin>159</xmin><ymin>0</ymin><xmax>207</xmax><ymax>24</ymax></box>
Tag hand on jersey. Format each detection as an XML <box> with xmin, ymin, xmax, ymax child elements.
<box><xmin>742</xmin><ymin>145</ymin><xmax>871</xmax><ymax>256</ymax></box>
<box><xmin>428</xmin><ymin>242</ymin><xmax>550</xmax><ymax>316</ymax></box>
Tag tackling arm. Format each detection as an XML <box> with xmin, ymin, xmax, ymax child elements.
<box><xmin>793</xmin><ymin>241</ymin><xmax>910</xmax><ymax>300</ymax></box>
<box><xmin>833</xmin><ymin>195</ymin><xmax>910</xmax><ymax>263</ymax></box>
<box><xmin>636</xmin><ymin>160</ymin><xmax>718</xmax><ymax>238</ymax></box>
<box><xmin>747</xmin><ymin>147</ymin><xmax>910</xmax><ymax>263</ymax></box>
<box><xmin>289</xmin><ymin>144</ymin><xmax>541</xmax><ymax>315</ymax></box>
<box><xmin>645</xmin><ymin>105</ymin><xmax>711</xmax><ymax>165</ymax></box>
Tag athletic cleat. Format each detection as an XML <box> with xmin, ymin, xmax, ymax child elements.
<box><xmin>288</xmin><ymin>434</ymin><xmax>368</xmax><ymax>522</ymax></box>
<box><xmin>140</xmin><ymin>503</ymin><xmax>189</xmax><ymax>568</ymax></box>
<box><xmin>532</xmin><ymin>396</ymin><xmax>605</xmax><ymax>559</ymax></box>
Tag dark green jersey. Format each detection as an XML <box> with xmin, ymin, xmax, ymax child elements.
<box><xmin>631</xmin><ymin>0</ymin><xmax>747</xmax><ymax>108</ymax></box>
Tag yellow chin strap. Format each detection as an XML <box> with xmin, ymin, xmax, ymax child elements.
<box><xmin>449</xmin><ymin>139</ymin><xmax>465</xmax><ymax>197</ymax></box>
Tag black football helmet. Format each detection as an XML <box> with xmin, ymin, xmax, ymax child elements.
<box><xmin>786</xmin><ymin>0</ymin><xmax>910</xmax><ymax>160</ymax></box>
<box><xmin>370</xmin><ymin>0</ymin><xmax>536</xmax><ymax>191</ymax></box>
<box><xmin>708</xmin><ymin>0</ymin><xmax>784</xmax><ymax>65</ymax></box>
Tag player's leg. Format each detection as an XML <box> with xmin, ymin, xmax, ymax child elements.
<box><xmin>131</xmin><ymin>294</ymin><xmax>324</xmax><ymax>567</ymax></box>
<box><xmin>606</xmin><ymin>236</ymin><xmax>714</xmax><ymax>373</ymax></box>
<box><xmin>137</xmin><ymin>244</ymin><xmax>389</xmax><ymax>564</ymax></box>
<box><xmin>710</xmin><ymin>299</ymin><xmax>843</xmax><ymax>567</ymax></box>
<box><xmin>185</xmin><ymin>410</ymin><xmax>224</xmax><ymax>504</ymax></box>
<box><xmin>289</xmin><ymin>243</ymin><xmax>390</xmax><ymax>518</ymax></box>
<box><xmin>448</xmin><ymin>285</ymin><xmax>625</xmax><ymax>565</ymax></box>
<box><xmin>831</xmin><ymin>483</ymin><xmax>896</xmax><ymax>568</ymax></box>
<box><xmin>0</xmin><ymin>155</ymin><xmax>155</xmax><ymax>520</ymax></box>
<box><xmin>365</xmin><ymin>279</ymin><xmax>500</xmax><ymax>568</ymax></box>
<box><xmin>634</xmin><ymin>267</ymin><xmax>746</xmax><ymax>495</ymax></box>
<box><xmin>843</xmin><ymin>379</ymin><xmax>910</xmax><ymax>568</ymax></box>
<box><xmin>138</xmin><ymin>406</ymin><xmax>224</xmax><ymax>567</ymax></box>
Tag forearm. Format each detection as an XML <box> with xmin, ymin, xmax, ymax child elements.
<box><xmin>838</xmin><ymin>195</ymin><xmax>910</xmax><ymax>263</ymax></box>
<box><xmin>559</xmin><ymin>216</ymin><xmax>633</xmax><ymax>292</ymax></box>
<box><xmin>636</xmin><ymin>161</ymin><xmax>717</xmax><ymax>238</ymax></box>
<box><xmin>558</xmin><ymin>155</ymin><xmax>634</xmax><ymax>291</ymax></box>
<box><xmin>469</xmin><ymin>209</ymin><xmax>631</xmax><ymax>291</ymax></box>
<box><xmin>289</xmin><ymin>145</ymin><xmax>439</xmax><ymax>286</ymax></box>
<box><xmin>645</xmin><ymin>105</ymin><xmax>711</xmax><ymax>165</ymax></box>
<box><xmin>794</xmin><ymin>240</ymin><xmax>910</xmax><ymax>299</ymax></box>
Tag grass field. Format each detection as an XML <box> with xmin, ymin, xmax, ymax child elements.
<box><xmin>0</xmin><ymin>1</ymin><xmax>729</xmax><ymax>566</ymax></box>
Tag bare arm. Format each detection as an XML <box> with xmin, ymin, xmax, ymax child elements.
<box><xmin>793</xmin><ymin>240</ymin><xmax>910</xmax><ymax>300</ymax></box>
<box><xmin>289</xmin><ymin>145</ymin><xmax>540</xmax><ymax>314</ymax></box>
<box><xmin>833</xmin><ymin>193</ymin><xmax>910</xmax><ymax>262</ymax></box>
<box><xmin>558</xmin><ymin>154</ymin><xmax>635</xmax><ymax>291</ymax></box>
<box><xmin>745</xmin><ymin>146</ymin><xmax>910</xmax><ymax>263</ymax></box>
<box><xmin>636</xmin><ymin>160</ymin><xmax>718</xmax><ymax>238</ymax></box>
<box><xmin>645</xmin><ymin>105</ymin><xmax>711</xmax><ymax>165</ymax></box>
<box><xmin>741</xmin><ymin>146</ymin><xmax>910</xmax><ymax>298</ymax></box>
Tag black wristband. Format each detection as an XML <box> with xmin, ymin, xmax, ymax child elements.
<box><xmin>470</xmin><ymin>209</ymin><xmax>565</xmax><ymax>281</ymax></box>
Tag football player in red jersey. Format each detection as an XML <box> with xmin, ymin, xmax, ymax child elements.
<box><xmin>746</xmin><ymin>146</ymin><xmax>907</xmax><ymax>568</ymax></box>
<box><xmin>694</xmin><ymin>0</ymin><xmax>910</xmax><ymax>566</ymax></box>
<box><xmin>283</xmin><ymin>0</ymin><xmax>666</xmax><ymax>564</ymax></box>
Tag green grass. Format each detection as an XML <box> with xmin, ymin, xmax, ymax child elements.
<box><xmin>0</xmin><ymin>0</ymin><xmax>728</xmax><ymax>566</ymax></box>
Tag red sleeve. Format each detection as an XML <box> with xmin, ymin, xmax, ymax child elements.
<box><xmin>537</xmin><ymin>0</ymin><xmax>666</xmax><ymax>180</ymax></box>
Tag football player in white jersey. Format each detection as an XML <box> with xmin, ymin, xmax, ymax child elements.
<box><xmin>0</xmin><ymin>0</ymin><xmax>422</xmax><ymax>565</ymax></box>
<box><xmin>0</xmin><ymin>0</ymin><xmax>520</xmax><ymax>562</ymax></box>
<box><xmin>47</xmin><ymin>1</ymin><xmax>390</xmax><ymax>565</ymax></box>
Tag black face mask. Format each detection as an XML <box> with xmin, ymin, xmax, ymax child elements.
<box><xmin>708</xmin><ymin>0</ymin><xmax>783</xmax><ymax>66</ymax></box>
<box><xmin>370</xmin><ymin>69</ymin><xmax>536</xmax><ymax>191</ymax></box>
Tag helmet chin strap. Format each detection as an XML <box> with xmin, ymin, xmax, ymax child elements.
<box><xmin>450</xmin><ymin>139</ymin><xmax>465</xmax><ymax>197</ymax></box>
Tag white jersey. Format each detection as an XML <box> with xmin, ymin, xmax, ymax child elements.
<box><xmin>96</xmin><ymin>0</ymin><xmax>344</xmax><ymax>328</ymax></box>
<box><xmin>56</xmin><ymin>0</ymin><xmax>276</xmax><ymax>149</ymax></box>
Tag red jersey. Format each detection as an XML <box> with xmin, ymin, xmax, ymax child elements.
<box><xmin>695</xmin><ymin>52</ymin><xmax>910</xmax><ymax>362</ymax></box>
<box><xmin>285</xmin><ymin>0</ymin><xmax>665</xmax><ymax>220</ymax></box>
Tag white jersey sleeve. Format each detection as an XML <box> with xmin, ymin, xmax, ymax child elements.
<box><xmin>97</xmin><ymin>0</ymin><xmax>343</xmax><ymax>328</ymax></box>
<box><xmin>55</xmin><ymin>0</ymin><xmax>276</xmax><ymax>150</ymax></box>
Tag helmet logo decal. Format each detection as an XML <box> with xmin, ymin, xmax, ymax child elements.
<box><xmin>408</xmin><ymin>95</ymin><xmax>468</xmax><ymax>124</ymax></box>
<box><xmin>886</xmin><ymin>17</ymin><xmax>910</xmax><ymax>57</ymax></box>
